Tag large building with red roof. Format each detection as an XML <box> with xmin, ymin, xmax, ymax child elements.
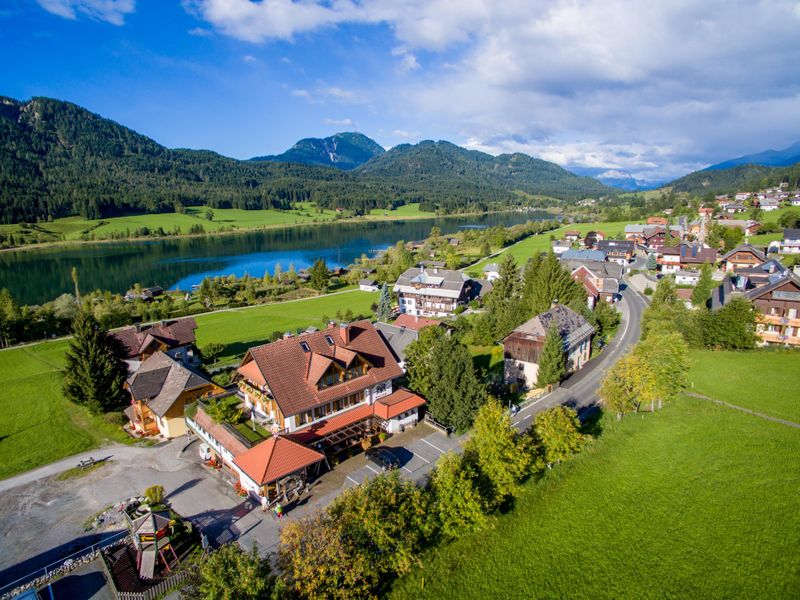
<box><xmin>185</xmin><ymin>320</ymin><xmax>425</xmax><ymax>504</ymax></box>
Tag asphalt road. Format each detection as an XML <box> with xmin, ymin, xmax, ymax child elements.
<box><xmin>511</xmin><ymin>280</ymin><xmax>646</xmax><ymax>431</ymax></box>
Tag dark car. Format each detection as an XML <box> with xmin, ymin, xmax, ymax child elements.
<box><xmin>365</xmin><ymin>447</ymin><xmax>400</xmax><ymax>471</ymax></box>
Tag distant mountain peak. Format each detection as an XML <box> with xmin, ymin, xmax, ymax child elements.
<box><xmin>704</xmin><ymin>141</ymin><xmax>800</xmax><ymax>171</ymax></box>
<box><xmin>250</xmin><ymin>131</ymin><xmax>385</xmax><ymax>170</ymax></box>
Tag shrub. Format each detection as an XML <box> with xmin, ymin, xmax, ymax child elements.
<box><xmin>144</xmin><ymin>484</ymin><xmax>165</xmax><ymax>505</ymax></box>
<box><xmin>644</xmin><ymin>287</ymin><xmax>654</xmax><ymax>296</ymax></box>
<box><xmin>103</xmin><ymin>411</ymin><xmax>127</xmax><ymax>427</ymax></box>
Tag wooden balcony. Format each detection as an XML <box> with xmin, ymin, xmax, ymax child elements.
<box><xmin>757</xmin><ymin>314</ymin><xmax>800</xmax><ymax>328</ymax></box>
<box><xmin>758</xmin><ymin>331</ymin><xmax>800</xmax><ymax>346</ymax></box>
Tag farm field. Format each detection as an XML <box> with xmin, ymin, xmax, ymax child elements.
<box><xmin>688</xmin><ymin>349</ymin><xmax>800</xmax><ymax>423</ymax></box>
<box><xmin>0</xmin><ymin>202</ymin><xmax>444</xmax><ymax>246</ymax></box>
<box><xmin>0</xmin><ymin>289</ymin><xmax>379</xmax><ymax>478</ymax></box>
<box><xmin>389</xmin><ymin>396</ymin><xmax>800</xmax><ymax>599</ymax></box>
<box><xmin>467</xmin><ymin>220</ymin><xmax>630</xmax><ymax>275</ymax></box>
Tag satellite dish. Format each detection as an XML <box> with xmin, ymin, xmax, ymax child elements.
<box><xmin>198</xmin><ymin>444</ymin><xmax>212</xmax><ymax>461</ymax></box>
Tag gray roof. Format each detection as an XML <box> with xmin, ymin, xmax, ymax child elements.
<box><xmin>483</xmin><ymin>263</ymin><xmax>500</xmax><ymax>273</ymax></box>
<box><xmin>710</xmin><ymin>278</ymin><xmax>736</xmax><ymax>311</ymax></box>
<box><xmin>784</xmin><ymin>228</ymin><xmax>800</xmax><ymax>241</ymax></box>
<box><xmin>560</xmin><ymin>249</ymin><xmax>607</xmax><ymax>262</ymax></box>
<box><xmin>374</xmin><ymin>322</ymin><xmax>419</xmax><ymax>362</ymax></box>
<box><xmin>510</xmin><ymin>304</ymin><xmax>595</xmax><ymax>350</ymax></box>
<box><xmin>127</xmin><ymin>352</ymin><xmax>212</xmax><ymax>417</ymax></box>
<box><xmin>562</xmin><ymin>259</ymin><xmax>623</xmax><ymax>280</ymax></box>
<box><xmin>358</xmin><ymin>278</ymin><xmax>376</xmax><ymax>286</ymax></box>
<box><xmin>719</xmin><ymin>244</ymin><xmax>766</xmax><ymax>262</ymax></box>
<box><xmin>394</xmin><ymin>266</ymin><xmax>470</xmax><ymax>299</ymax></box>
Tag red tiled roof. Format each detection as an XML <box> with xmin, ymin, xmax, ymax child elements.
<box><xmin>289</xmin><ymin>403</ymin><xmax>374</xmax><ymax>445</ymax></box>
<box><xmin>572</xmin><ymin>267</ymin><xmax>600</xmax><ymax>298</ymax></box>
<box><xmin>237</xmin><ymin>361</ymin><xmax>266</xmax><ymax>387</ymax></box>
<box><xmin>234</xmin><ymin>436</ymin><xmax>325</xmax><ymax>485</ymax></box>
<box><xmin>373</xmin><ymin>389</ymin><xmax>426</xmax><ymax>420</ymax></box>
<box><xmin>394</xmin><ymin>314</ymin><xmax>442</xmax><ymax>332</ymax></box>
<box><xmin>236</xmin><ymin>320</ymin><xmax>402</xmax><ymax>417</ymax></box>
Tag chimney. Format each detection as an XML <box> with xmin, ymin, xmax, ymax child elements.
<box><xmin>327</xmin><ymin>321</ymin><xmax>336</xmax><ymax>329</ymax></box>
<box><xmin>339</xmin><ymin>322</ymin><xmax>350</xmax><ymax>345</ymax></box>
<box><xmin>282</xmin><ymin>332</ymin><xmax>294</xmax><ymax>339</ymax></box>
<box><xmin>551</xmin><ymin>298</ymin><xmax>559</xmax><ymax>310</ymax></box>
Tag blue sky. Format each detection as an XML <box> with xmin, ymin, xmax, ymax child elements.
<box><xmin>3</xmin><ymin>0</ymin><xmax>800</xmax><ymax>182</ymax></box>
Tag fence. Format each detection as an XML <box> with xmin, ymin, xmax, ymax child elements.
<box><xmin>115</xmin><ymin>571</ymin><xmax>188</xmax><ymax>600</ymax></box>
<box><xmin>0</xmin><ymin>531</ymin><xmax>130</xmax><ymax>600</ymax></box>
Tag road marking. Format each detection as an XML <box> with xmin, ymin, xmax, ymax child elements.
<box><xmin>346</xmin><ymin>475</ymin><xmax>360</xmax><ymax>485</ymax></box>
<box><xmin>365</xmin><ymin>464</ymin><xmax>381</xmax><ymax>474</ymax></box>
<box><xmin>421</xmin><ymin>438</ymin><xmax>445</xmax><ymax>454</ymax></box>
<box><xmin>402</xmin><ymin>465</ymin><xmax>414</xmax><ymax>474</ymax></box>
<box><xmin>410</xmin><ymin>450</ymin><xmax>430</xmax><ymax>464</ymax></box>
<box><xmin>512</xmin><ymin>414</ymin><xmax>533</xmax><ymax>427</ymax></box>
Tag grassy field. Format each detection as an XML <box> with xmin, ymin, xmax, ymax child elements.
<box><xmin>389</xmin><ymin>396</ymin><xmax>800</xmax><ymax>599</ymax></box>
<box><xmin>194</xmin><ymin>290</ymin><xmax>378</xmax><ymax>364</ymax></box>
<box><xmin>0</xmin><ymin>202</ymin><xmax>443</xmax><ymax>246</ymax></box>
<box><xmin>0</xmin><ymin>289</ymin><xmax>379</xmax><ymax>479</ymax></box>
<box><xmin>467</xmin><ymin>221</ymin><xmax>631</xmax><ymax>275</ymax></box>
<box><xmin>688</xmin><ymin>349</ymin><xmax>800</xmax><ymax>423</ymax></box>
<box><xmin>0</xmin><ymin>341</ymin><xmax>131</xmax><ymax>480</ymax></box>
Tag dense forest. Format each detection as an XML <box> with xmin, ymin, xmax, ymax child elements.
<box><xmin>0</xmin><ymin>96</ymin><xmax>613</xmax><ymax>224</ymax></box>
<box><xmin>670</xmin><ymin>161</ymin><xmax>800</xmax><ymax>195</ymax></box>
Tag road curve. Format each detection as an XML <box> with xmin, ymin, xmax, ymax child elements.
<box><xmin>512</xmin><ymin>281</ymin><xmax>646</xmax><ymax>431</ymax></box>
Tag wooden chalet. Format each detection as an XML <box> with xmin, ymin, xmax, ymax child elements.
<box><xmin>110</xmin><ymin>318</ymin><xmax>200</xmax><ymax>372</ymax></box>
<box><xmin>718</xmin><ymin>244</ymin><xmax>766</xmax><ymax>272</ymax></box>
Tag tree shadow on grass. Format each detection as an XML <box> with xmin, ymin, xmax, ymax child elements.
<box><xmin>578</xmin><ymin>405</ymin><xmax>604</xmax><ymax>438</ymax></box>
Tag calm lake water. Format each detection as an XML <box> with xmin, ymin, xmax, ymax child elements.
<box><xmin>0</xmin><ymin>212</ymin><xmax>545</xmax><ymax>305</ymax></box>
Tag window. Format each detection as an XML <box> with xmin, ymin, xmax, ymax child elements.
<box><xmin>300</xmin><ymin>341</ymin><xmax>310</xmax><ymax>353</ymax></box>
<box><xmin>325</xmin><ymin>335</ymin><xmax>335</xmax><ymax>345</ymax></box>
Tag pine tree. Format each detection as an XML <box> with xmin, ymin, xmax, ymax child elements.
<box><xmin>62</xmin><ymin>312</ymin><xmax>128</xmax><ymax>414</ymax></box>
<box><xmin>309</xmin><ymin>258</ymin><xmax>330</xmax><ymax>290</ymax></box>
<box><xmin>691</xmin><ymin>262</ymin><xmax>714</xmax><ymax>307</ymax></box>
<box><xmin>646</xmin><ymin>253</ymin><xmax>657</xmax><ymax>271</ymax></box>
<box><xmin>525</xmin><ymin>250</ymin><xmax>585</xmax><ymax>315</ymax></box>
<box><xmin>536</xmin><ymin>323</ymin><xmax>566</xmax><ymax>388</ymax></box>
<box><xmin>376</xmin><ymin>283</ymin><xmax>392</xmax><ymax>321</ymax></box>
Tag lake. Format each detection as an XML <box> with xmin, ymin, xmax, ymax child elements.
<box><xmin>0</xmin><ymin>211</ymin><xmax>546</xmax><ymax>305</ymax></box>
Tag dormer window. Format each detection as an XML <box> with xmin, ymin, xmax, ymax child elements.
<box><xmin>325</xmin><ymin>335</ymin><xmax>334</xmax><ymax>346</ymax></box>
<box><xmin>300</xmin><ymin>341</ymin><xmax>310</xmax><ymax>352</ymax></box>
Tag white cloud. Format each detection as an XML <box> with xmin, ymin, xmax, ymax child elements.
<box><xmin>323</xmin><ymin>118</ymin><xmax>356</xmax><ymax>126</ymax></box>
<box><xmin>291</xmin><ymin>89</ymin><xmax>310</xmax><ymax>98</ymax></box>
<box><xmin>242</xmin><ymin>54</ymin><xmax>258</xmax><ymax>63</ymax></box>
<box><xmin>37</xmin><ymin>0</ymin><xmax>135</xmax><ymax>25</ymax></box>
<box><xmin>188</xmin><ymin>26</ymin><xmax>212</xmax><ymax>36</ymax></box>
<box><xmin>188</xmin><ymin>0</ymin><xmax>800</xmax><ymax>180</ymax></box>
<box><xmin>392</xmin><ymin>129</ymin><xmax>420</xmax><ymax>139</ymax></box>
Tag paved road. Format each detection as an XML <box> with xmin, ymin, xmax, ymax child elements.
<box><xmin>510</xmin><ymin>281</ymin><xmax>646</xmax><ymax>431</ymax></box>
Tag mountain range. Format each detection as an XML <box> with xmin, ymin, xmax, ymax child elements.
<box><xmin>0</xmin><ymin>96</ymin><xmax>613</xmax><ymax>224</ymax></box>
<box><xmin>250</xmin><ymin>132</ymin><xmax>385</xmax><ymax>170</ymax></box>
<box><xmin>704</xmin><ymin>141</ymin><xmax>800</xmax><ymax>171</ymax></box>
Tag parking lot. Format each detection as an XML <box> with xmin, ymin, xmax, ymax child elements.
<box><xmin>341</xmin><ymin>423</ymin><xmax>463</xmax><ymax>487</ymax></box>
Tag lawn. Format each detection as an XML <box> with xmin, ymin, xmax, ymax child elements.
<box><xmin>194</xmin><ymin>289</ymin><xmax>379</xmax><ymax>364</ymax></box>
<box><xmin>688</xmin><ymin>348</ymin><xmax>800</xmax><ymax>423</ymax></box>
<box><xmin>0</xmin><ymin>342</ymin><xmax>131</xmax><ymax>480</ymax></box>
<box><xmin>389</xmin><ymin>397</ymin><xmax>800</xmax><ymax>599</ymax></box>
<box><xmin>0</xmin><ymin>289</ymin><xmax>378</xmax><ymax>479</ymax></box>
<box><xmin>467</xmin><ymin>221</ymin><xmax>631</xmax><ymax>275</ymax></box>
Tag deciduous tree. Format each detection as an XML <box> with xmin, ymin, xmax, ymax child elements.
<box><xmin>185</xmin><ymin>543</ymin><xmax>276</xmax><ymax>600</ymax></box>
<box><xmin>429</xmin><ymin>452</ymin><xmax>488</xmax><ymax>541</ymax></box>
<box><xmin>691</xmin><ymin>262</ymin><xmax>714</xmax><ymax>307</ymax></box>
<box><xmin>533</xmin><ymin>406</ymin><xmax>587</xmax><ymax>466</ymax></box>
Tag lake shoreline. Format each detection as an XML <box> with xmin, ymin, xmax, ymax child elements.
<box><xmin>0</xmin><ymin>207</ymin><xmax>546</xmax><ymax>255</ymax></box>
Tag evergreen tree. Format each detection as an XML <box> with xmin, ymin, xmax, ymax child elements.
<box><xmin>486</xmin><ymin>253</ymin><xmax>522</xmax><ymax>338</ymax></box>
<box><xmin>376</xmin><ymin>283</ymin><xmax>392</xmax><ymax>322</ymax></box>
<box><xmin>691</xmin><ymin>262</ymin><xmax>714</xmax><ymax>307</ymax></box>
<box><xmin>646</xmin><ymin>253</ymin><xmax>657</xmax><ymax>271</ymax></box>
<box><xmin>525</xmin><ymin>250</ymin><xmax>585</xmax><ymax>315</ymax></box>
<box><xmin>62</xmin><ymin>312</ymin><xmax>128</xmax><ymax>414</ymax></box>
<box><xmin>536</xmin><ymin>323</ymin><xmax>566</xmax><ymax>388</ymax></box>
<box><xmin>309</xmin><ymin>258</ymin><xmax>330</xmax><ymax>290</ymax></box>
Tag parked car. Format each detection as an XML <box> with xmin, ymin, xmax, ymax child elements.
<box><xmin>365</xmin><ymin>447</ymin><xmax>400</xmax><ymax>471</ymax></box>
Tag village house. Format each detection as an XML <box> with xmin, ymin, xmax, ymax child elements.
<box><xmin>718</xmin><ymin>244</ymin><xmax>766</xmax><ymax>272</ymax></box>
<box><xmin>779</xmin><ymin>229</ymin><xmax>800</xmax><ymax>254</ymax></box>
<box><xmin>595</xmin><ymin>239</ymin><xmax>635</xmax><ymax>265</ymax></box>
<box><xmin>185</xmin><ymin>321</ymin><xmax>426</xmax><ymax>502</ymax></box>
<box><xmin>715</xmin><ymin>219</ymin><xmax>761</xmax><ymax>236</ymax></box>
<box><xmin>564</xmin><ymin>260</ymin><xmax>622</xmax><ymax>307</ymax></box>
<box><xmin>394</xmin><ymin>266</ymin><xmax>474</xmax><ymax>317</ymax></box>
<box><xmin>790</xmin><ymin>197</ymin><xmax>800</xmax><ymax>207</ymax></box>
<box><xmin>759</xmin><ymin>198</ymin><xmax>781</xmax><ymax>211</ymax></box>
<box><xmin>721</xmin><ymin>203</ymin><xmax>747</xmax><ymax>214</ymax></box>
<box><xmin>711</xmin><ymin>273</ymin><xmax>800</xmax><ymax>347</ymax></box>
<box><xmin>624</xmin><ymin>225</ymin><xmax>682</xmax><ymax>249</ymax></box>
<box><xmin>124</xmin><ymin>351</ymin><xmax>222</xmax><ymax>438</ymax></box>
<box><xmin>358</xmin><ymin>278</ymin><xmax>379</xmax><ymax>292</ymax></box>
<box><xmin>657</xmin><ymin>243</ymin><xmax>718</xmax><ymax>274</ymax></box>
<box><xmin>732</xmin><ymin>259</ymin><xmax>788</xmax><ymax>290</ymax></box>
<box><xmin>734</xmin><ymin>192</ymin><xmax>751</xmax><ymax>202</ymax></box>
<box><xmin>502</xmin><ymin>304</ymin><xmax>595</xmax><ymax>390</ymax></box>
<box><xmin>563</xmin><ymin>230</ymin><xmax>581</xmax><ymax>243</ymax></box>
<box><xmin>374</xmin><ymin>322</ymin><xmax>419</xmax><ymax>369</ymax></box>
<box><xmin>110</xmin><ymin>318</ymin><xmax>200</xmax><ymax>372</ymax></box>
<box><xmin>582</xmin><ymin>230</ymin><xmax>606</xmax><ymax>249</ymax></box>
<box><xmin>560</xmin><ymin>248</ymin><xmax>606</xmax><ymax>263</ymax></box>
<box><xmin>646</xmin><ymin>216</ymin><xmax>668</xmax><ymax>226</ymax></box>
<box><xmin>482</xmin><ymin>262</ymin><xmax>501</xmax><ymax>281</ymax></box>
<box><xmin>551</xmin><ymin>239</ymin><xmax>572</xmax><ymax>255</ymax></box>
<box><xmin>674</xmin><ymin>270</ymin><xmax>701</xmax><ymax>286</ymax></box>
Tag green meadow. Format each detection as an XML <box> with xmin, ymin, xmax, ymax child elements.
<box><xmin>390</xmin><ymin>395</ymin><xmax>800</xmax><ymax>599</ymax></box>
